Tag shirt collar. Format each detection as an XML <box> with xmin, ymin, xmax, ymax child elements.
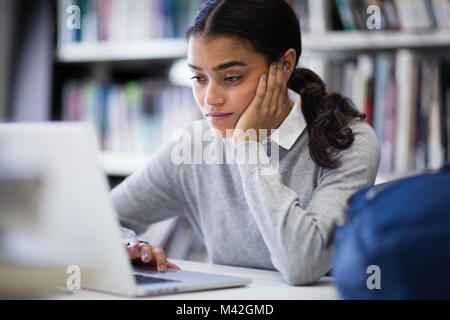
<box><xmin>263</xmin><ymin>88</ymin><xmax>306</xmax><ymax>150</ymax></box>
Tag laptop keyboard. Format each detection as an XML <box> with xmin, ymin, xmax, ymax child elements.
<box><xmin>134</xmin><ymin>274</ymin><xmax>181</xmax><ymax>285</ymax></box>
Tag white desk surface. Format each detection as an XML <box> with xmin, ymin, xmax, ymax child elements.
<box><xmin>55</xmin><ymin>259</ymin><xmax>339</xmax><ymax>300</ymax></box>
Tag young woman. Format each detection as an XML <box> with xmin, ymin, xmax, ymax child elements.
<box><xmin>111</xmin><ymin>0</ymin><xmax>380</xmax><ymax>285</ymax></box>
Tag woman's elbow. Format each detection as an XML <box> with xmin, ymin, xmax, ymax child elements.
<box><xmin>280</xmin><ymin>256</ymin><xmax>332</xmax><ymax>286</ymax></box>
<box><xmin>282</xmin><ymin>268</ymin><xmax>324</xmax><ymax>286</ymax></box>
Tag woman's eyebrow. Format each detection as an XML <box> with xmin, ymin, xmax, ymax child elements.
<box><xmin>188</xmin><ymin>61</ymin><xmax>248</xmax><ymax>71</ymax></box>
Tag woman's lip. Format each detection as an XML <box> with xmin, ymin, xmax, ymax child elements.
<box><xmin>206</xmin><ymin>113</ymin><xmax>233</xmax><ymax>120</ymax></box>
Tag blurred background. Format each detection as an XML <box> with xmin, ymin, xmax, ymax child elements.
<box><xmin>1</xmin><ymin>0</ymin><xmax>450</xmax><ymax>296</ymax></box>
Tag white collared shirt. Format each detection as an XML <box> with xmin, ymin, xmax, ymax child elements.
<box><xmin>262</xmin><ymin>88</ymin><xmax>306</xmax><ymax>150</ymax></box>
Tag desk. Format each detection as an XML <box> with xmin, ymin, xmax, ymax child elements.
<box><xmin>54</xmin><ymin>259</ymin><xmax>339</xmax><ymax>300</ymax></box>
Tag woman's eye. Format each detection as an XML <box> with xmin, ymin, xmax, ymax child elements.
<box><xmin>225</xmin><ymin>76</ymin><xmax>242</xmax><ymax>82</ymax></box>
<box><xmin>190</xmin><ymin>76</ymin><xmax>204</xmax><ymax>82</ymax></box>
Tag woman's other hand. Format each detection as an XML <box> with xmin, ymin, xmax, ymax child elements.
<box><xmin>125</xmin><ymin>239</ymin><xmax>181</xmax><ymax>273</ymax></box>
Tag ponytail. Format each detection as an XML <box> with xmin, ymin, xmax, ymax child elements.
<box><xmin>288</xmin><ymin>68</ymin><xmax>367</xmax><ymax>169</ymax></box>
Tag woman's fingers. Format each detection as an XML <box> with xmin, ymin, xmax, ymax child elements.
<box><xmin>277</xmin><ymin>62</ymin><xmax>288</xmax><ymax>115</ymax></box>
<box><xmin>126</xmin><ymin>239</ymin><xmax>142</xmax><ymax>260</ymax></box>
<box><xmin>263</xmin><ymin>59</ymin><xmax>287</xmax><ymax>118</ymax></box>
<box><xmin>125</xmin><ymin>240</ymin><xmax>178</xmax><ymax>273</ymax></box>
<box><xmin>270</xmin><ymin>59</ymin><xmax>285</xmax><ymax>114</ymax></box>
<box><xmin>262</xmin><ymin>60</ymin><xmax>278</xmax><ymax>109</ymax></box>
<box><xmin>130</xmin><ymin>238</ymin><xmax>141</xmax><ymax>249</ymax></box>
<box><xmin>167</xmin><ymin>261</ymin><xmax>182</xmax><ymax>270</ymax></box>
<box><xmin>152</xmin><ymin>245</ymin><xmax>168</xmax><ymax>272</ymax></box>
<box><xmin>255</xmin><ymin>73</ymin><xmax>267</xmax><ymax>106</ymax></box>
<box><xmin>140</xmin><ymin>243</ymin><xmax>152</xmax><ymax>263</ymax></box>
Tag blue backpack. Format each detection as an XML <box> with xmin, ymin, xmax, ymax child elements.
<box><xmin>332</xmin><ymin>165</ymin><xmax>450</xmax><ymax>299</ymax></box>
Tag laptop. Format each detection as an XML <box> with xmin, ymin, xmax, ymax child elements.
<box><xmin>0</xmin><ymin>122</ymin><xmax>251</xmax><ymax>297</ymax></box>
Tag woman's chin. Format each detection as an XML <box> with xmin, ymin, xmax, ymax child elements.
<box><xmin>206</xmin><ymin>123</ymin><xmax>234</xmax><ymax>139</ymax></box>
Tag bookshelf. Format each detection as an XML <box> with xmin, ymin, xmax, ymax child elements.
<box><xmin>302</xmin><ymin>30</ymin><xmax>450</xmax><ymax>51</ymax></box>
<box><xmin>51</xmin><ymin>0</ymin><xmax>450</xmax><ymax>261</ymax></box>
<box><xmin>56</xmin><ymin>30</ymin><xmax>450</xmax><ymax>64</ymax></box>
<box><xmin>57</xmin><ymin>39</ymin><xmax>188</xmax><ymax>62</ymax></box>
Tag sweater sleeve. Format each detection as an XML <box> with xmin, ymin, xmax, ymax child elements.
<box><xmin>233</xmin><ymin>120</ymin><xmax>381</xmax><ymax>285</ymax></box>
<box><xmin>109</xmin><ymin>137</ymin><xmax>188</xmax><ymax>236</ymax></box>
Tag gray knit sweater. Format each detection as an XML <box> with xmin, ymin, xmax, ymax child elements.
<box><xmin>110</xmin><ymin>115</ymin><xmax>380</xmax><ymax>285</ymax></box>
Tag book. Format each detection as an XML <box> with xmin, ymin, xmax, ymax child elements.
<box><xmin>394</xmin><ymin>50</ymin><xmax>418</xmax><ymax>173</ymax></box>
<box><xmin>427</xmin><ymin>60</ymin><xmax>445</xmax><ymax>169</ymax></box>
<box><xmin>380</xmin><ymin>0</ymin><xmax>402</xmax><ymax>30</ymax></box>
<box><xmin>373</xmin><ymin>55</ymin><xmax>390</xmax><ymax>144</ymax></box>
<box><xmin>58</xmin><ymin>0</ymin><xmax>75</xmax><ymax>45</ymax></box>
<box><xmin>308</xmin><ymin>0</ymin><xmax>332</xmax><ymax>33</ymax></box>
<box><xmin>349</xmin><ymin>0</ymin><xmax>373</xmax><ymax>30</ymax></box>
<box><xmin>74</xmin><ymin>0</ymin><xmax>87</xmax><ymax>41</ymax></box>
<box><xmin>96</xmin><ymin>0</ymin><xmax>112</xmax><ymax>41</ymax></box>
<box><xmin>81</xmin><ymin>0</ymin><xmax>97</xmax><ymax>42</ymax></box>
<box><xmin>364</xmin><ymin>0</ymin><xmax>389</xmax><ymax>30</ymax></box>
<box><xmin>394</xmin><ymin>0</ymin><xmax>434</xmax><ymax>30</ymax></box>
<box><xmin>357</xmin><ymin>54</ymin><xmax>374</xmax><ymax>119</ymax></box>
<box><xmin>415</xmin><ymin>60</ymin><xmax>430</xmax><ymax>171</ymax></box>
<box><xmin>289</xmin><ymin>0</ymin><xmax>310</xmax><ymax>32</ymax></box>
<box><xmin>335</xmin><ymin>0</ymin><xmax>357</xmax><ymax>30</ymax></box>
<box><xmin>430</xmin><ymin>0</ymin><xmax>450</xmax><ymax>28</ymax></box>
<box><xmin>343</xmin><ymin>60</ymin><xmax>356</xmax><ymax>104</ymax></box>
<box><xmin>373</xmin><ymin>54</ymin><xmax>388</xmax><ymax>167</ymax></box>
<box><xmin>326</xmin><ymin>59</ymin><xmax>345</xmax><ymax>95</ymax></box>
<box><xmin>382</xmin><ymin>62</ymin><xmax>397</xmax><ymax>175</ymax></box>
<box><xmin>127</xmin><ymin>0</ymin><xmax>152</xmax><ymax>41</ymax></box>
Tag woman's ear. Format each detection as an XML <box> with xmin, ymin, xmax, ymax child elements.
<box><xmin>281</xmin><ymin>48</ymin><xmax>297</xmax><ymax>76</ymax></box>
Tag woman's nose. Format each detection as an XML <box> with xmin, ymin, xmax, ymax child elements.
<box><xmin>204</xmin><ymin>83</ymin><xmax>225</xmax><ymax>106</ymax></box>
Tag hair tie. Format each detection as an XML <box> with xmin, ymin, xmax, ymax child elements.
<box><xmin>334</xmin><ymin>107</ymin><xmax>340</xmax><ymax>117</ymax></box>
<box><xmin>335</xmin><ymin>97</ymin><xmax>348</xmax><ymax>117</ymax></box>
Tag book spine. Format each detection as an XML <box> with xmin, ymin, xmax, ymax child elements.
<box><xmin>428</xmin><ymin>60</ymin><xmax>445</xmax><ymax>169</ymax></box>
<box><xmin>380</xmin><ymin>0</ymin><xmax>402</xmax><ymax>30</ymax></box>
<box><xmin>308</xmin><ymin>0</ymin><xmax>331</xmax><ymax>33</ymax></box>
<box><xmin>97</xmin><ymin>0</ymin><xmax>112</xmax><ymax>41</ymax></box>
<box><xmin>349</xmin><ymin>0</ymin><xmax>367</xmax><ymax>30</ymax></box>
<box><xmin>74</xmin><ymin>0</ymin><xmax>86</xmax><ymax>41</ymax></box>
<box><xmin>382</xmin><ymin>68</ymin><xmax>397</xmax><ymax>175</ymax></box>
<box><xmin>290</xmin><ymin>0</ymin><xmax>310</xmax><ymax>32</ymax></box>
<box><xmin>429</xmin><ymin>0</ymin><xmax>450</xmax><ymax>28</ymax></box>
<box><xmin>335</xmin><ymin>0</ymin><xmax>357</xmax><ymax>30</ymax></box>
<box><xmin>394</xmin><ymin>50</ymin><xmax>418</xmax><ymax>173</ymax></box>
<box><xmin>394</xmin><ymin>0</ymin><xmax>413</xmax><ymax>30</ymax></box>
<box><xmin>373</xmin><ymin>55</ymin><xmax>389</xmax><ymax>148</ymax></box>
<box><xmin>414</xmin><ymin>61</ymin><xmax>426</xmax><ymax>171</ymax></box>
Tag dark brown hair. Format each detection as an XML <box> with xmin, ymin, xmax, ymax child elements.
<box><xmin>185</xmin><ymin>0</ymin><xmax>366</xmax><ymax>169</ymax></box>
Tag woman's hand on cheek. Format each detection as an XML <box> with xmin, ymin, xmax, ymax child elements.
<box><xmin>232</xmin><ymin>59</ymin><xmax>289</xmax><ymax>147</ymax></box>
